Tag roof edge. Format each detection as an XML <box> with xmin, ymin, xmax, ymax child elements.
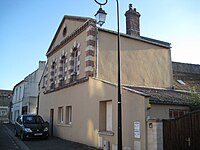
<box><xmin>98</xmin><ymin>28</ymin><xmax>171</xmax><ymax>48</ymax></box>
<box><xmin>46</xmin><ymin>15</ymin><xmax>95</xmax><ymax>56</ymax></box>
<box><xmin>92</xmin><ymin>78</ymin><xmax>150</xmax><ymax>97</ymax></box>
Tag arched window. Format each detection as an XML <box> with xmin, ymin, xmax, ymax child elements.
<box><xmin>73</xmin><ymin>49</ymin><xmax>78</xmax><ymax>74</ymax></box>
<box><xmin>50</xmin><ymin>61</ymin><xmax>56</xmax><ymax>89</ymax></box>
<box><xmin>69</xmin><ymin>41</ymin><xmax>81</xmax><ymax>82</ymax></box>
<box><xmin>59</xmin><ymin>55</ymin><xmax>67</xmax><ymax>86</ymax></box>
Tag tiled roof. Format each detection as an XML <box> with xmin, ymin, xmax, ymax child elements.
<box><xmin>0</xmin><ymin>90</ymin><xmax>12</xmax><ymax>95</ymax></box>
<box><xmin>172</xmin><ymin>62</ymin><xmax>200</xmax><ymax>92</ymax></box>
<box><xmin>125</xmin><ymin>86</ymin><xmax>192</xmax><ymax>106</ymax></box>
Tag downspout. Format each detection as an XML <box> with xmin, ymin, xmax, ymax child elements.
<box><xmin>37</xmin><ymin>84</ymin><xmax>40</xmax><ymax>115</ymax></box>
<box><xmin>37</xmin><ymin>94</ymin><xmax>39</xmax><ymax>115</ymax></box>
<box><xmin>95</xmin><ymin>27</ymin><xmax>99</xmax><ymax>78</ymax></box>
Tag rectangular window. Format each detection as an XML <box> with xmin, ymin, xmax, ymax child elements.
<box><xmin>65</xmin><ymin>106</ymin><xmax>72</xmax><ymax>125</ymax></box>
<box><xmin>99</xmin><ymin>100</ymin><xmax>112</xmax><ymax>132</ymax></box>
<box><xmin>169</xmin><ymin>109</ymin><xmax>188</xmax><ymax>119</ymax></box>
<box><xmin>58</xmin><ymin>106</ymin><xmax>64</xmax><ymax>124</ymax></box>
<box><xmin>106</xmin><ymin>101</ymin><xmax>112</xmax><ymax>131</ymax></box>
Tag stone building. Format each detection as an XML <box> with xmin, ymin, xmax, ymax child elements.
<box><xmin>38</xmin><ymin>4</ymin><xmax>194</xmax><ymax>150</ymax></box>
<box><xmin>172</xmin><ymin>62</ymin><xmax>200</xmax><ymax>92</ymax></box>
<box><xmin>0</xmin><ymin>90</ymin><xmax>12</xmax><ymax>123</ymax></box>
<box><xmin>11</xmin><ymin>61</ymin><xmax>45</xmax><ymax>123</ymax></box>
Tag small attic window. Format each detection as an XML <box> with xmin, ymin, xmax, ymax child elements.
<box><xmin>177</xmin><ymin>80</ymin><xmax>186</xmax><ymax>85</ymax></box>
<box><xmin>63</xmin><ymin>26</ymin><xmax>67</xmax><ymax>37</ymax></box>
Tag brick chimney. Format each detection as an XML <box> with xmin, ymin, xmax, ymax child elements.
<box><xmin>125</xmin><ymin>4</ymin><xmax>141</xmax><ymax>37</ymax></box>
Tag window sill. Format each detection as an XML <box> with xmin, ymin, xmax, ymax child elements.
<box><xmin>98</xmin><ymin>131</ymin><xmax>114</xmax><ymax>136</ymax></box>
<box><xmin>57</xmin><ymin>123</ymin><xmax>72</xmax><ymax>127</ymax></box>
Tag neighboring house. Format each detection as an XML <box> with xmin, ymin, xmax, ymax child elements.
<box><xmin>0</xmin><ymin>90</ymin><xmax>12</xmax><ymax>123</ymax></box>
<box><xmin>11</xmin><ymin>61</ymin><xmax>45</xmax><ymax>123</ymax></box>
<box><xmin>172</xmin><ymin>62</ymin><xmax>200</xmax><ymax>92</ymax></box>
<box><xmin>38</xmin><ymin>4</ymin><xmax>195</xmax><ymax>150</ymax></box>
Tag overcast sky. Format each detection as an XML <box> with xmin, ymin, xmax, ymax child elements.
<box><xmin>1</xmin><ymin>0</ymin><xmax>200</xmax><ymax>90</ymax></box>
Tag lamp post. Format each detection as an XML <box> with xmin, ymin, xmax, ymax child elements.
<box><xmin>94</xmin><ymin>0</ymin><xmax>122</xmax><ymax>149</ymax></box>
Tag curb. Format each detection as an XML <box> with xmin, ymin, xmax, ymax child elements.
<box><xmin>3</xmin><ymin>124</ymin><xmax>30</xmax><ymax>150</ymax></box>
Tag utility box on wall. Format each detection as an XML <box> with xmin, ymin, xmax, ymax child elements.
<box><xmin>103</xmin><ymin>140</ymin><xmax>110</xmax><ymax>150</ymax></box>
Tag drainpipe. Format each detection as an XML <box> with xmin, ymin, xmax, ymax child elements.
<box><xmin>36</xmin><ymin>94</ymin><xmax>39</xmax><ymax>115</ymax></box>
<box><xmin>95</xmin><ymin>27</ymin><xmax>99</xmax><ymax>78</ymax></box>
<box><xmin>36</xmin><ymin>83</ymin><xmax>40</xmax><ymax>115</ymax></box>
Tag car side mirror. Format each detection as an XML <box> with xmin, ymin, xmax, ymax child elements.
<box><xmin>44</xmin><ymin>121</ymin><xmax>49</xmax><ymax>125</ymax></box>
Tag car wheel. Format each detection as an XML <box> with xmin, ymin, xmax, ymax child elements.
<box><xmin>20</xmin><ymin>132</ymin><xmax>25</xmax><ymax>141</ymax></box>
<box><xmin>14</xmin><ymin>129</ymin><xmax>18</xmax><ymax>137</ymax></box>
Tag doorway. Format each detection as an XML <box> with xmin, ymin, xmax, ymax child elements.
<box><xmin>50</xmin><ymin>109</ymin><xmax>54</xmax><ymax>136</ymax></box>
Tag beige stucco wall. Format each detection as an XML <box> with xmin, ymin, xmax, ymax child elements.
<box><xmin>39</xmin><ymin>78</ymin><xmax>148</xmax><ymax>149</ymax></box>
<box><xmin>149</xmin><ymin>104</ymin><xmax>189</xmax><ymax>119</ymax></box>
<box><xmin>52</xmin><ymin>18</ymin><xmax>85</xmax><ymax>49</ymax></box>
<box><xmin>98</xmin><ymin>30</ymin><xmax>173</xmax><ymax>88</ymax></box>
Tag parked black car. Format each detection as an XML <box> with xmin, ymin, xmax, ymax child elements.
<box><xmin>14</xmin><ymin>114</ymin><xmax>49</xmax><ymax>140</ymax></box>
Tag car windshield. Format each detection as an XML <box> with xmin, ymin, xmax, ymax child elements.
<box><xmin>23</xmin><ymin>116</ymin><xmax>44</xmax><ymax>124</ymax></box>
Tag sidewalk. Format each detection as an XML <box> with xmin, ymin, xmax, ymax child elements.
<box><xmin>0</xmin><ymin>123</ymin><xmax>29</xmax><ymax>150</ymax></box>
<box><xmin>0</xmin><ymin>123</ymin><xmax>21</xmax><ymax>150</ymax></box>
<box><xmin>4</xmin><ymin>123</ymin><xmax>101</xmax><ymax>150</ymax></box>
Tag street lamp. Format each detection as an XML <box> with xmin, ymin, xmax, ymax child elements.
<box><xmin>94</xmin><ymin>0</ymin><xmax>122</xmax><ymax>150</ymax></box>
<box><xmin>95</xmin><ymin>7</ymin><xmax>107</xmax><ymax>27</ymax></box>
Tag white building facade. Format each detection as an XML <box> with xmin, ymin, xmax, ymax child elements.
<box><xmin>11</xmin><ymin>61</ymin><xmax>45</xmax><ymax>123</ymax></box>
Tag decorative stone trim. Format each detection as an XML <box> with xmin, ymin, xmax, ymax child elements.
<box><xmin>77</xmin><ymin>60</ymin><xmax>81</xmax><ymax>66</ymax></box>
<box><xmin>69</xmin><ymin>57</ymin><xmax>74</xmax><ymax>61</ymax></box>
<box><xmin>70</xmin><ymin>48</ymin><xmax>73</xmax><ymax>53</ymax></box>
<box><xmin>49</xmin><ymin>60</ymin><xmax>57</xmax><ymax>89</ymax></box>
<box><xmin>68</xmin><ymin>66</ymin><xmax>74</xmax><ymax>70</ymax></box>
<box><xmin>44</xmin><ymin>77</ymin><xmax>89</xmax><ymax>94</ymax></box>
<box><xmin>68</xmin><ymin>41</ymin><xmax>81</xmax><ymax>81</ymax></box>
<box><xmin>87</xmin><ymin>30</ymin><xmax>96</xmax><ymax>36</ymax></box>
<box><xmin>87</xmin><ymin>40</ymin><xmax>95</xmax><ymax>47</ymax></box>
<box><xmin>85</xmin><ymin>45</ymin><xmax>95</xmax><ymax>52</ymax></box>
<box><xmin>86</xmin><ymin>35</ymin><xmax>96</xmax><ymax>41</ymax></box>
<box><xmin>85</xmin><ymin>56</ymin><xmax>94</xmax><ymax>61</ymax></box>
<box><xmin>78</xmin><ymin>51</ymin><xmax>81</xmax><ymax>56</ymax></box>
<box><xmin>85</xmin><ymin>66</ymin><xmax>93</xmax><ymax>72</ymax></box>
<box><xmin>57</xmin><ymin>53</ymin><xmax>68</xmax><ymax>87</ymax></box>
<box><xmin>85</xmin><ymin>24</ymin><xmax>96</xmax><ymax>77</ymax></box>
<box><xmin>64</xmin><ymin>76</ymin><xmax>67</xmax><ymax>81</ymax></box>
<box><xmin>61</xmin><ymin>50</ymin><xmax>67</xmax><ymax>56</ymax></box>
<box><xmin>86</xmin><ymin>50</ymin><xmax>94</xmax><ymax>57</ymax></box>
<box><xmin>85</xmin><ymin>71</ymin><xmax>93</xmax><ymax>77</ymax></box>
<box><xmin>47</xmin><ymin>20</ymin><xmax>96</xmax><ymax>57</ymax></box>
<box><xmin>86</xmin><ymin>60</ymin><xmax>94</xmax><ymax>67</ymax></box>
<box><xmin>86</xmin><ymin>25</ymin><xmax>95</xmax><ymax>32</ymax></box>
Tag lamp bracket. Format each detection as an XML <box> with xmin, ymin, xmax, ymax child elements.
<box><xmin>94</xmin><ymin>0</ymin><xmax>108</xmax><ymax>6</ymax></box>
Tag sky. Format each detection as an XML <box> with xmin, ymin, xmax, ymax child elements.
<box><xmin>1</xmin><ymin>0</ymin><xmax>200</xmax><ymax>90</ymax></box>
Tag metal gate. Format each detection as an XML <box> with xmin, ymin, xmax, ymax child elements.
<box><xmin>163</xmin><ymin>111</ymin><xmax>200</xmax><ymax>150</ymax></box>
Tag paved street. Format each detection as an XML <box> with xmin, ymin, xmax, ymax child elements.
<box><xmin>0</xmin><ymin>123</ymin><xmax>19</xmax><ymax>150</ymax></box>
<box><xmin>0</xmin><ymin>123</ymin><xmax>100</xmax><ymax>150</ymax></box>
<box><xmin>0</xmin><ymin>123</ymin><xmax>24</xmax><ymax>150</ymax></box>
